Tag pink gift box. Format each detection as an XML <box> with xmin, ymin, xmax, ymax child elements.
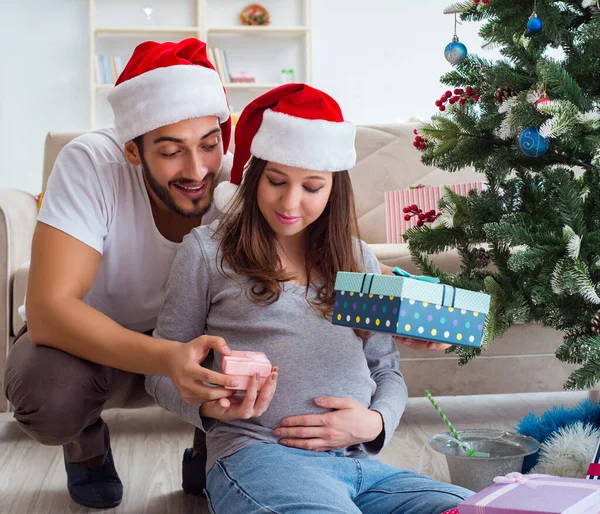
<box><xmin>384</xmin><ymin>182</ymin><xmax>486</xmax><ymax>244</ymax></box>
<box><xmin>221</xmin><ymin>351</ymin><xmax>272</xmax><ymax>390</ymax></box>
<box><xmin>458</xmin><ymin>473</ymin><xmax>600</xmax><ymax>514</ymax></box>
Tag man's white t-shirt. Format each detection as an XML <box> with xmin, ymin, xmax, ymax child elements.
<box><xmin>23</xmin><ymin>128</ymin><xmax>225</xmax><ymax>332</ymax></box>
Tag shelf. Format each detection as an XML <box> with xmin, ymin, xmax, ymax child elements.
<box><xmin>224</xmin><ymin>83</ymin><xmax>284</xmax><ymax>90</ymax></box>
<box><xmin>207</xmin><ymin>26</ymin><xmax>310</xmax><ymax>35</ymax></box>
<box><xmin>94</xmin><ymin>26</ymin><xmax>200</xmax><ymax>35</ymax></box>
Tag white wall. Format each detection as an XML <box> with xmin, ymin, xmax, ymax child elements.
<box><xmin>0</xmin><ymin>0</ymin><xmax>500</xmax><ymax>194</ymax></box>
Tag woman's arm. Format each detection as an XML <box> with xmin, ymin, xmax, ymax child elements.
<box><xmin>145</xmin><ymin>229</ymin><xmax>232</xmax><ymax>429</ymax></box>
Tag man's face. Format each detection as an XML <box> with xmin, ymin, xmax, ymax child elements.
<box><xmin>131</xmin><ymin>117</ymin><xmax>224</xmax><ymax>218</ymax></box>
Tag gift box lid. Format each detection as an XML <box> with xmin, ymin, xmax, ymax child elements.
<box><xmin>334</xmin><ymin>270</ymin><xmax>490</xmax><ymax>315</ymax></box>
<box><xmin>459</xmin><ymin>473</ymin><xmax>600</xmax><ymax>514</ymax></box>
<box><xmin>221</xmin><ymin>351</ymin><xmax>272</xmax><ymax>377</ymax></box>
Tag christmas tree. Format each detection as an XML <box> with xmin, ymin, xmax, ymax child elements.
<box><xmin>408</xmin><ymin>0</ymin><xmax>600</xmax><ymax>388</ymax></box>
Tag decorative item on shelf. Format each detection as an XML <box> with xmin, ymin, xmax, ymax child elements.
<box><xmin>435</xmin><ymin>87</ymin><xmax>480</xmax><ymax>112</ymax></box>
<box><xmin>444</xmin><ymin>13</ymin><xmax>468</xmax><ymax>65</ymax></box>
<box><xmin>142</xmin><ymin>5</ymin><xmax>154</xmax><ymax>27</ymax></box>
<box><xmin>527</xmin><ymin>0</ymin><xmax>543</xmax><ymax>33</ymax></box>
<box><xmin>239</xmin><ymin>3</ymin><xmax>270</xmax><ymax>26</ymax></box>
<box><xmin>280</xmin><ymin>69</ymin><xmax>295</xmax><ymax>83</ymax></box>
<box><xmin>230</xmin><ymin>72</ymin><xmax>256</xmax><ymax>83</ymax></box>
<box><xmin>519</xmin><ymin>126</ymin><xmax>550</xmax><ymax>157</ymax></box>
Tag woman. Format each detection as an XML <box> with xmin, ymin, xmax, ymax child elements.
<box><xmin>146</xmin><ymin>83</ymin><xmax>473</xmax><ymax>514</ymax></box>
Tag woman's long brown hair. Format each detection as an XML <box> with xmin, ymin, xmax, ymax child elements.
<box><xmin>216</xmin><ymin>157</ymin><xmax>363</xmax><ymax>318</ymax></box>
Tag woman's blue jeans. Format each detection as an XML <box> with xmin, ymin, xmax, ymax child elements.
<box><xmin>206</xmin><ymin>443</ymin><xmax>473</xmax><ymax>514</ymax></box>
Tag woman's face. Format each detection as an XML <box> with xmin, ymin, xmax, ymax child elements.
<box><xmin>256</xmin><ymin>162</ymin><xmax>333</xmax><ymax>240</ymax></box>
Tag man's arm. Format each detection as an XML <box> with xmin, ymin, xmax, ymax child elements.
<box><xmin>26</xmin><ymin>222</ymin><xmax>180</xmax><ymax>376</ymax></box>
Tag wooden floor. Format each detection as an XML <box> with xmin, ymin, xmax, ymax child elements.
<box><xmin>0</xmin><ymin>391</ymin><xmax>589</xmax><ymax>514</ymax></box>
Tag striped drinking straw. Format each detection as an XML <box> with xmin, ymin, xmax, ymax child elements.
<box><xmin>424</xmin><ymin>389</ymin><xmax>475</xmax><ymax>457</ymax></box>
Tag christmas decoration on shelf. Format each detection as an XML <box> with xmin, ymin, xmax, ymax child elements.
<box><xmin>239</xmin><ymin>3</ymin><xmax>270</xmax><ymax>26</ymax></box>
<box><xmin>444</xmin><ymin>14</ymin><xmax>468</xmax><ymax>65</ymax></box>
<box><xmin>527</xmin><ymin>0</ymin><xmax>543</xmax><ymax>33</ymax></box>
<box><xmin>519</xmin><ymin>126</ymin><xmax>550</xmax><ymax>157</ymax></box>
<box><xmin>403</xmin><ymin>0</ymin><xmax>600</xmax><ymax>388</ymax></box>
<box><xmin>435</xmin><ymin>87</ymin><xmax>480</xmax><ymax>112</ymax></box>
<box><xmin>402</xmin><ymin>204</ymin><xmax>441</xmax><ymax>227</ymax></box>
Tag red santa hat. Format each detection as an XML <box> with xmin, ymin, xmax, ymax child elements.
<box><xmin>107</xmin><ymin>38</ymin><xmax>231</xmax><ymax>151</ymax></box>
<box><xmin>213</xmin><ymin>83</ymin><xmax>356</xmax><ymax>212</ymax></box>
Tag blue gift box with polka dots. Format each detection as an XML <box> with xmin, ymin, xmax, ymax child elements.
<box><xmin>332</xmin><ymin>268</ymin><xmax>490</xmax><ymax>348</ymax></box>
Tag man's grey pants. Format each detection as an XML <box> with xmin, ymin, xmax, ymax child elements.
<box><xmin>3</xmin><ymin>329</ymin><xmax>206</xmax><ymax>467</ymax></box>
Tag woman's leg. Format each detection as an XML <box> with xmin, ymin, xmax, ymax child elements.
<box><xmin>206</xmin><ymin>444</ymin><xmax>362</xmax><ymax>514</ymax></box>
<box><xmin>354</xmin><ymin>461</ymin><xmax>473</xmax><ymax>514</ymax></box>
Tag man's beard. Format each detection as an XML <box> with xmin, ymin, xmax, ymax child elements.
<box><xmin>140</xmin><ymin>153</ymin><xmax>217</xmax><ymax>218</ymax></box>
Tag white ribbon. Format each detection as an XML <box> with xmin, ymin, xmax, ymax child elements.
<box><xmin>475</xmin><ymin>472</ymin><xmax>600</xmax><ymax>513</ymax></box>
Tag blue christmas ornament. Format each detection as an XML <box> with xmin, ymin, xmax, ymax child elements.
<box><xmin>519</xmin><ymin>127</ymin><xmax>550</xmax><ymax>157</ymax></box>
<box><xmin>527</xmin><ymin>14</ymin><xmax>543</xmax><ymax>33</ymax></box>
<box><xmin>444</xmin><ymin>37</ymin><xmax>468</xmax><ymax>65</ymax></box>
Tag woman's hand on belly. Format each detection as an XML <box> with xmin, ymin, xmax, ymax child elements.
<box><xmin>273</xmin><ymin>396</ymin><xmax>383</xmax><ymax>452</ymax></box>
<box><xmin>200</xmin><ymin>367</ymin><xmax>278</xmax><ymax>421</ymax></box>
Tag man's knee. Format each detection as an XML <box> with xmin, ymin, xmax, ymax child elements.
<box><xmin>4</xmin><ymin>333</ymin><xmax>108</xmax><ymax>444</ymax></box>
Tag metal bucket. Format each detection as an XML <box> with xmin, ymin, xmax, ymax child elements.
<box><xmin>428</xmin><ymin>429</ymin><xmax>540</xmax><ymax>492</ymax></box>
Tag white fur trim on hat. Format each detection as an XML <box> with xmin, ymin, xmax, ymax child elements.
<box><xmin>213</xmin><ymin>181</ymin><xmax>240</xmax><ymax>213</ymax></box>
<box><xmin>250</xmin><ymin>109</ymin><xmax>356</xmax><ymax>172</ymax></box>
<box><xmin>108</xmin><ymin>65</ymin><xmax>230</xmax><ymax>144</ymax></box>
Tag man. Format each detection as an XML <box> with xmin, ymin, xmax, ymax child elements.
<box><xmin>3</xmin><ymin>38</ymin><xmax>240</xmax><ymax>509</ymax></box>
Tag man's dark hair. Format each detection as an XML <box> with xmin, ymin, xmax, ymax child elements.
<box><xmin>133</xmin><ymin>135</ymin><xmax>144</xmax><ymax>155</ymax></box>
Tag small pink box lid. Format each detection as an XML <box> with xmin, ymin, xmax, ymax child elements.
<box><xmin>221</xmin><ymin>351</ymin><xmax>271</xmax><ymax>377</ymax></box>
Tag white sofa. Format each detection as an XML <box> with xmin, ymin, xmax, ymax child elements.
<box><xmin>0</xmin><ymin>125</ymin><xmax>577</xmax><ymax>411</ymax></box>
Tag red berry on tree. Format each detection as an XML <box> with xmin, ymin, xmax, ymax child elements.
<box><xmin>445</xmin><ymin>91</ymin><xmax>453</xmax><ymax>98</ymax></box>
<box><xmin>440</xmin><ymin>105</ymin><xmax>446</xmax><ymax>111</ymax></box>
<box><xmin>435</xmin><ymin>100</ymin><xmax>443</xmax><ymax>107</ymax></box>
<box><xmin>466</xmin><ymin>87</ymin><xmax>473</xmax><ymax>96</ymax></box>
<box><xmin>459</xmin><ymin>98</ymin><xmax>467</xmax><ymax>105</ymax></box>
<box><xmin>474</xmin><ymin>95</ymin><xmax>480</xmax><ymax>102</ymax></box>
<box><xmin>403</xmin><ymin>207</ymin><xmax>410</xmax><ymax>213</ymax></box>
<box><xmin>413</xmin><ymin>141</ymin><xmax>419</xmax><ymax>147</ymax></box>
<box><xmin>417</xmin><ymin>220</ymin><xmax>424</xmax><ymax>227</ymax></box>
<box><xmin>404</xmin><ymin>215</ymin><xmax>411</xmax><ymax>221</ymax></box>
<box><xmin>413</xmin><ymin>129</ymin><xmax>418</xmax><ymax>135</ymax></box>
<box><xmin>419</xmin><ymin>144</ymin><xmax>426</xmax><ymax>150</ymax></box>
<box><xmin>411</xmin><ymin>204</ymin><xmax>418</xmax><ymax>210</ymax></box>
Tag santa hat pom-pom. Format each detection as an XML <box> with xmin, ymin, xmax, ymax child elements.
<box><xmin>213</xmin><ymin>180</ymin><xmax>240</xmax><ymax>213</ymax></box>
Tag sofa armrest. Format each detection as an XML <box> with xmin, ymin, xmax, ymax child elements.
<box><xmin>0</xmin><ymin>188</ymin><xmax>37</xmax><ymax>338</ymax></box>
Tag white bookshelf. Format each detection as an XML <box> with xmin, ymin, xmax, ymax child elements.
<box><xmin>89</xmin><ymin>0</ymin><xmax>313</xmax><ymax>128</ymax></box>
